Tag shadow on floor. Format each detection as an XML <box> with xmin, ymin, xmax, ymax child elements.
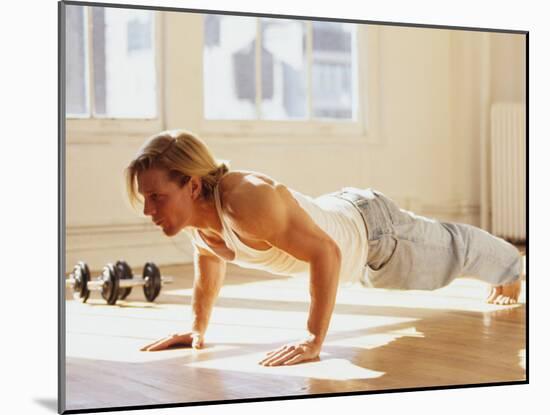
<box><xmin>34</xmin><ymin>397</ymin><xmax>57</xmax><ymax>412</ymax></box>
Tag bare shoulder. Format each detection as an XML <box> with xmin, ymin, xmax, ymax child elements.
<box><xmin>218</xmin><ymin>170</ymin><xmax>294</xmax><ymax>222</ymax></box>
<box><xmin>218</xmin><ymin>170</ymin><xmax>276</xmax><ymax>192</ymax></box>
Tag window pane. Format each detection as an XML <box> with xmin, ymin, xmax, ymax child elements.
<box><xmin>92</xmin><ymin>7</ymin><xmax>157</xmax><ymax>118</ymax></box>
<box><xmin>65</xmin><ymin>5</ymin><xmax>89</xmax><ymax>116</ymax></box>
<box><xmin>203</xmin><ymin>15</ymin><xmax>257</xmax><ymax>120</ymax></box>
<box><xmin>260</xmin><ymin>18</ymin><xmax>307</xmax><ymax>120</ymax></box>
<box><xmin>312</xmin><ymin>22</ymin><xmax>356</xmax><ymax>120</ymax></box>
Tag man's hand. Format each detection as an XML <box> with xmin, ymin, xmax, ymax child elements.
<box><xmin>140</xmin><ymin>332</ymin><xmax>204</xmax><ymax>351</ymax></box>
<box><xmin>259</xmin><ymin>338</ymin><xmax>321</xmax><ymax>366</ymax></box>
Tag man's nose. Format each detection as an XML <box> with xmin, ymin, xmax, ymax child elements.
<box><xmin>143</xmin><ymin>200</ymin><xmax>155</xmax><ymax>217</ymax></box>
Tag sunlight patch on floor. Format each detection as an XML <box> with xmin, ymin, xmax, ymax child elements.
<box><xmin>187</xmin><ymin>353</ymin><xmax>385</xmax><ymax>381</ymax></box>
<box><xmin>66</xmin><ymin>299</ymin><xmax>190</xmax><ymax>320</ymax></box>
<box><xmin>66</xmin><ymin>304</ymin><xmax>418</xmax><ymax>362</ymax></box>
<box><xmin>325</xmin><ymin>326</ymin><xmax>424</xmax><ymax>350</ymax></box>
<box><xmin>209</xmin><ymin>307</ymin><xmax>417</xmax><ymax>331</ymax></box>
<box><xmin>165</xmin><ymin>276</ymin><xmax>311</xmax><ymax>303</ymax></box>
<box><xmin>66</xmin><ymin>332</ymin><xmax>238</xmax><ymax>363</ymax></box>
<box><xmin>164</xmin><ymin>277</ymin><xmax>526</xmax><ymax>314</ymax></box>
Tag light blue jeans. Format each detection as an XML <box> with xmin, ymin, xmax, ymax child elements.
<box><xmin>334</xmin><ymin>188</ymin><xmax>522</xmax><ymax>290</ymax></box>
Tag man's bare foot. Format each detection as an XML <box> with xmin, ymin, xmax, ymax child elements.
<box><xmin>486</xmin><ymin>278</ymin><xmax>522</xmax><ymax>305</ymax></box>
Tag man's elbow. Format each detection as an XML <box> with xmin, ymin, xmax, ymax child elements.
<box><xmin>324</xmin><ymin>239</ymin><xmax>342</xmax><ymax>270</ymax></box>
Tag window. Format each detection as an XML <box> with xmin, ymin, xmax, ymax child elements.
<box><xmin>202</xmin><ymin>15</ymin><xmax>359</xmax><ymax>124</ymax></box>
<box><xmin>65</xmin><ymin>5</ymin><xmax>158</xmax><ymax>119</ymax></box>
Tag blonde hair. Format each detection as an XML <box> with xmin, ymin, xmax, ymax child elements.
<box><xmin>125</xmin><ymin>129</ymin><xmax>229</xmax><ymax>207</ymax></box>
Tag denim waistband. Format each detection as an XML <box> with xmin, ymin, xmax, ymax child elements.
<box><xmin>331</xmin><ymin>187</ymin><xmax>394</xmax><ymax>241</ymax></box>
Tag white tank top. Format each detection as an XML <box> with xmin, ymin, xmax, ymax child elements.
<box><xmin>189</xmin><ymin>186</ymin><xmax>368</xmax><ymax>284</ymax></box>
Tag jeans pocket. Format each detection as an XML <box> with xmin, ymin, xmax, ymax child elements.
<box><xmin>366</xmin><ymin>237</ymin><xmax>412</xmax><ymax>289</ymax></box>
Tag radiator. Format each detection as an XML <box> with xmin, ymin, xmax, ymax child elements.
<box><xmin>490</xmin><ymin>102</ymin><xmax>526</xmax><ymax>242</ymax></box>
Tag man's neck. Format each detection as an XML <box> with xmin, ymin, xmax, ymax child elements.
<box><xmin>191</xmin><ymin>197</ymin><xmax>223</xmax><ymax>237</ymax></box>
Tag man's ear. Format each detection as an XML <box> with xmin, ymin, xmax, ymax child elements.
<box><xmin>189</xmin><ymin>176</ymin><xmax>202</xmax><ymax>200</ymax></box>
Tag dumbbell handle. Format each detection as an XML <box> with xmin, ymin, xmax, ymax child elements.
<box><xmin>65</xmin><ymin>275</ymin><xmax>174</xmax><ymax>289</ymax></box>
<box><xmin>118</xmin><ymin>275</ymin><xmax>174</xmax><ymax>288</ymax></box>
<box><xmin>65</xmin><ymin>278</ymin><xmax>105</xmax><ymax>290</ymax></box>
<box><xmin>75</xmin><ymin>278</ymin><xmax>137</xmax><ymax>289</ymax></box>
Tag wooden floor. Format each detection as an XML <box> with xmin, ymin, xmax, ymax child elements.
<box><xmin>64</xmin><ymin>259</ymin><xmax>527</xmax><ymax>411</ymax></box>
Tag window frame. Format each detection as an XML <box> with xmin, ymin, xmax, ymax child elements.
<box><xmin>199</xmin><ymin>19</ymin><xmax>381</xmax><ymax>143</ymax></box>
<box><xmin>65</xmin><ymin>7</ymin><xmax>165</xmax><ymax>142</ymax></box>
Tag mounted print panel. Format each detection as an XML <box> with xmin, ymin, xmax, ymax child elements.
<box><xmin>59</xmin><ymin>1</ymin><xmax>527</xmax><ymax>413</ymax></box>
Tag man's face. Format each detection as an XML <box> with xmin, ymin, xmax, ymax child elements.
<box><xmin>137</xmin><ymin>168</ymin><xmax>194</xmax><ymax>236</ymax></box>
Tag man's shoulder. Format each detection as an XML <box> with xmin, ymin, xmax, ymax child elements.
<box><xmin>220</xmin><ymin>170</ymin><xmax>274</xmax><ymax>200</ymax></box>
<box><xmin>219</xmin><ymin>171</ymin><xmax>286</xmax><ymax>219</ymax></box>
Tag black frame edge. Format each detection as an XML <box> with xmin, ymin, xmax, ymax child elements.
<box><xmin>525</xmin><ymin>30</ymin><xmax>529</xmax><ymax>384</ymax></box>
<box><xmin>58</xmin><ymin>1</ymin><xmax>67</xmax><ymax>414</ymax></box>
<box><xmin>62</xmin><ymin>0</ymin><xmax>528</xmax><ymax>34</ymax></box>
<box><xmin>61</xmin><ymin>380</ymin><xmax>528</xmax><ymax>414</ymax></box>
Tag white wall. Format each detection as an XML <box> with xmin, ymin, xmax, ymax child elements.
<box><xmin>64</xmin><ymin>11</ymin><xmax>526</xmax><ymax>272</ymax></box>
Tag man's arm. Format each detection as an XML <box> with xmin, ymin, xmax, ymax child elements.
<box><xmin>141</xmin><ymin>245</ymin><xmax>226</xmax><ymax>351</ymax></box>
<box><xmin>190</xmin><ymin>245</ymin><xmax>227</xmax><ymax>346</ymax></box>
<box><xmin>225</xmin><ymin>180</ymin><xmax>342</xmax><ymax>366</ymax></box>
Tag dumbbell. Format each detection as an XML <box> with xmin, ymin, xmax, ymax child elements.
<box><xmin>66</xmin><ymin>260</ymin><xmax>173</xmax><ymax>305</ymax></box>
